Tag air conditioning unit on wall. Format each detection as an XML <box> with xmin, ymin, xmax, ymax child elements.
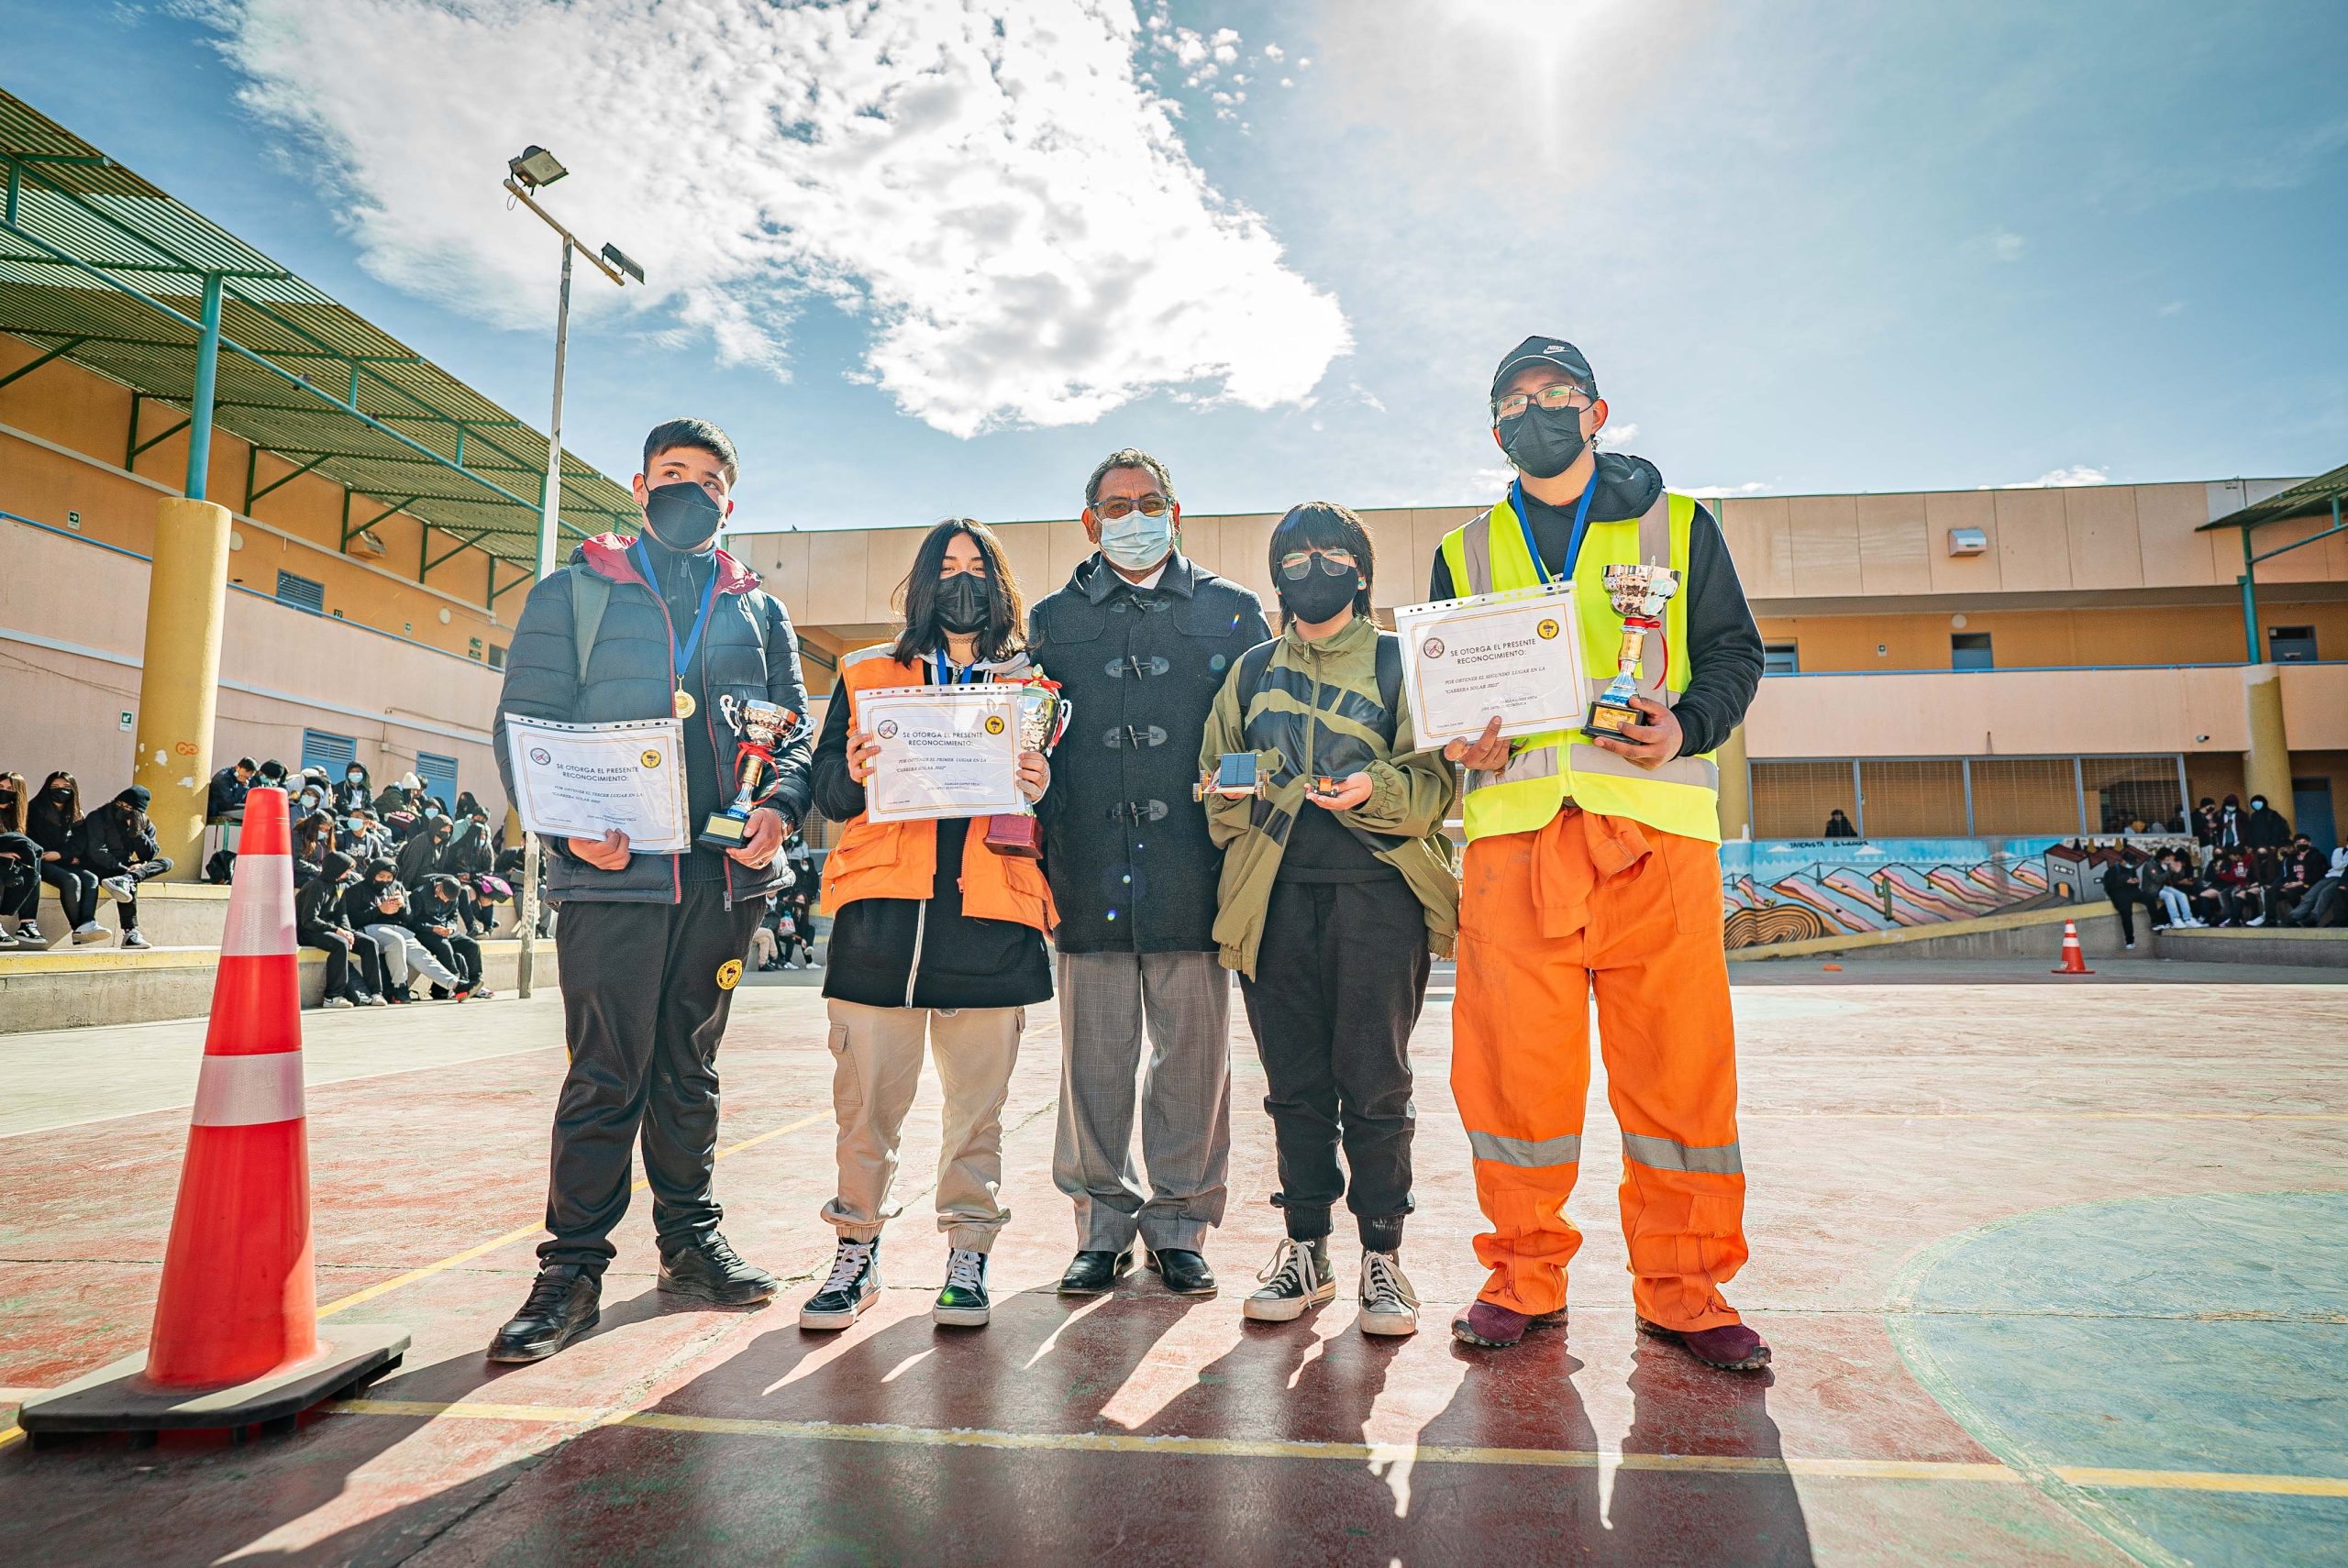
<box><xmin>1946</xmin><ymin>527</ymin><xmax>1988</xmax><ymax>557</ymax></box>
<box><xmin>349</xmin><ymin>528</ymin><xmax>388</xmax><ymax>559</ymax></box>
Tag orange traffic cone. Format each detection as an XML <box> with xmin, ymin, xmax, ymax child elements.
<box><xmin>19</xmin><ymin>788</ymin><xmax>406</xmax><ymax>1446</ymax></box>
<box><xmin>2051</xmin><ymin>919</ymin><xmax>2094</xmax><ymax>976</ymax></box>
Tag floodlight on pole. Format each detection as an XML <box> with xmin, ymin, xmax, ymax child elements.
<box><xmin>502</xmin><ymin>145</ymin><xmax>643</xmax><ymax>998</ymax></box>
<box><xmin>508</xmin><ymin>145</ymin><xmax>568</xmax><ymax>191</ymax></box>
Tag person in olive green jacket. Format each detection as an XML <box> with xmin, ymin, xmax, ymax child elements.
<box><xmin>1201</xmin><ymin>502</ymin><xmax>1458</xmax><ymax>1337</ymax></box>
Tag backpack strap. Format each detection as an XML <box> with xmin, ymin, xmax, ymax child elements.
<box><xmin>1373</xmin><ymin>631</ymin><xmax>1402</xmax><ymax>745</ymax></box>
<box><xmin>1235</xmin><ymin>638</ymin><xmax>1279</xmax><ymax>713</ymax></box>
<box><xmin>568</xmin><ymin>563</ymin><xmax>612</xmax><ymax>689</ymax></box>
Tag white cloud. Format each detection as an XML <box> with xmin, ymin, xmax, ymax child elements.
<box><xmin>2156</xmin><ymin>300</ymin><xmax>2186</xmax><ymax>317</ymax></box>
<box><xmin>1683</xmin><ymin>480</ymin><xmax>1775</xmax><ymax>498</ymax></box>
<box><xmin>209</xmin><ymin>0</ymin><xmax>1348</xmax><ymax>438</ymax></box>
<box><xmin>1261</xmin><ymin>42</ymin><xmax>1284</xmax><ymax>61</ymax></box>
<box><xmin>2004</xmin><ymin>465</ymin><xmax>2110</xmax><ymax>488</ymax></box>
<box><xmin>1600</xmin><ymin>420</ymin><xmax>1640</xmax><ymax>446</ymax></box>
<box><xmin>1989</xmin><ymin>228</ymin><xmax>2026</xmax><ymax>261</ymax></box>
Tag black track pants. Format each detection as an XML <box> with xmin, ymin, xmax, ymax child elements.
<box><xmin>1237</xmin><ymin>875</ymin><xmax>1429</xmax><ymax>1251</ymax></box>
<box><xmin>541</xmin><ymin>882</ymin><xmax>767</xmax><ymax>1274</ymax></box>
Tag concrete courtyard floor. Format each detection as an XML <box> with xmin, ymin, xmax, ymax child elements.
<box><xmin>2</xmin><ymin>962</ymin><xmax>2343</xmax><ymax>1566</ymax></box>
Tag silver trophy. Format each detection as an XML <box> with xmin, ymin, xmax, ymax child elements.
<box><xmin>984</xmin><ymin>679</ymin><xmax>1070</xmax><ymax>858</ymax></box>
<box><xmin>1584</xmin><ymin>563</ymin><xmax>1680</xmax><ymax>739</ymax></box>
<box><xmin>699</xmin><ymin>696</ymin><xmax>796</xmax><ymax>848</ymax></box>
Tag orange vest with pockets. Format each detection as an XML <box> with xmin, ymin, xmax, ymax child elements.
<box><xmin>819</xmin><ymin>646</ymin><xmax>1058</xmax><ymax>934</ymax></box>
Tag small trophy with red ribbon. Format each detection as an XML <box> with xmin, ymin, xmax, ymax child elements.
<box><xmin>984</xmin><ymin>678</ymin><xmax>1070</xmax><ymax>858</ymax></box>
<box><xmin>700</xmin><ymin>696</ymin><xmax>799</xmax><ymax>849</ymax></box>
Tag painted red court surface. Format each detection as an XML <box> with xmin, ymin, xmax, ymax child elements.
<box><xmin>3</xmin><ymin>968</ymin><xmax>2343</xmax><ymax>1566</ymax></box>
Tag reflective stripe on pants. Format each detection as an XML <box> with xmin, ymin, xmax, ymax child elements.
<box><xmin>1450</xmin><ymin>806</ymin><xmax>1748</xmax><ymax>1331</ymax></box>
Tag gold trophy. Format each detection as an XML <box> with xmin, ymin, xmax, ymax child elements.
<box><xmin>983</xmin><ymin>678</ymin><xmax>1069</xmax><ymax>859</ymax></box>
<box><xmin>1583</xmin><ymin>563</ymin><xmax>1680</xmax><ymax>739</ymax></box>
<box><xmin>699</xmin><ymin>696</ymin><xmax>798</xmax><ymax>848</ymax></box>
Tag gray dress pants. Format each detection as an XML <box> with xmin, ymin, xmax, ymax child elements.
<box><xmin>1053</xmin><ymin>949</ymin><xmax>1232</xmax><ymax>1252</ymax></box>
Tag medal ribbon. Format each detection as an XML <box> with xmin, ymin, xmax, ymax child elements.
<box><xmin>1510</xmin><ymin>468</ymin><xmax>1600</xmax><ymax>589</ymax></box>
<box><xmin>634</xmin><ymin>538</ymin><xmax>721</xmax><ymax>684</ymax></box>
<box><xmin>931</xmin><ymin>649</ymin><xmax>982</xmax><ymax>686</ymax></box>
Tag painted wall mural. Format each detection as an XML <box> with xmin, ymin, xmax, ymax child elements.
<box><xmin>1720</xmin><ymin>835</ymin><xmax>2193</xmax><ymax>948</ymax></box>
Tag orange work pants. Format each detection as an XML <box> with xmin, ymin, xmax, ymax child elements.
<box><xmin>1451</xmin><ymin>805</ymin><xmax>1747</xmax><ymax>1331</ymax></box>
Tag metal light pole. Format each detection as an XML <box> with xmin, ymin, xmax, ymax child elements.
<box><xmin>502</xmin><ymin>146</ymin><xmax>645</xmax><ymax>997</ymax></box>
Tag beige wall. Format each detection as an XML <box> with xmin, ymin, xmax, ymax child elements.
<box><xmin>1742</xmin><ymin>662</ymin><xmax>2345</xmax><ymax>761</ymax></box>
<box><xmin>1</xmin><ymin>338</ymin><xmax>526</xmax><ymax>666</ymax></box>
<box><xmin>1</xmin><ymin>514</ymin><xmax>505</xmax><ymax>814</ymax></box>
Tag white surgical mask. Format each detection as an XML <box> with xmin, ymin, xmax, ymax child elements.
<box><xmin>1098</xmin><ymin>508</ymin><xmax>1174</xmax><ymax>573</ymax></box>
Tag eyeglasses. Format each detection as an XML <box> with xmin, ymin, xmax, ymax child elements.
<box><xmin>1094</xmin><ymin>493</ymin><xmax>1171</xmax><ymax>520</ymax></box>
<box><xmin>1492</xmin><ymin>383</ymin><xmax>1592</xmax><ymax>422</ymax></box>
<box><xmin>1278</xmin><ymin>547</ymin><xmax>1357</xmax><ymax>580</ymax></box>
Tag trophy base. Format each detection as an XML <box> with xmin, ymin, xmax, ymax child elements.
<box><xmin>697</xmin><ymin>812</ymin><xmax>751</xmax><ymax>850</ymax></box>
<box><xmin>984</xmin><ymin>813</ymin><xmax>1042</xmax><ymax>859</ymax></box>
<box><xmin>1582</xmin><ymin>694</ymin><xmax>1644</xmax><ymax>740</ymax></box>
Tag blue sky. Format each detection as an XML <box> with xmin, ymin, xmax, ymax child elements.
<box><xmin>5</xmin><ymin>1</ymin><xmax>2344</xmax><ymax>536</ymax></box>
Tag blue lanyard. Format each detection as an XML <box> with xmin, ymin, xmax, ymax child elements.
<box><xmin>1510</xmin><ymin>469</ymin><xmax>1600</xmax><ymax>588</ymax></box>
<box><xmin>634</xmin><ymin>539</ymin><xmax>720</xmax><ymax>679</ymax></box>
<box><xmin>931</xmin><ymin>649</ymin><xmax>982</xmax><ymax>686</ymax></box>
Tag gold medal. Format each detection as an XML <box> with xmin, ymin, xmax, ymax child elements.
<box><xmin>673</xmin><ymin>690</ymin><xmax>696</xmax><ymax>720</ymax></box>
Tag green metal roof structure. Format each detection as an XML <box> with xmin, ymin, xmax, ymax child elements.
<box><xmin>2198</xmin><ymin>462</ymin><xmax>2346</xmax><ymax>661</ymax></box>
<box><xmin>0</xmin><ymin>87</ymin><xmax>638</xmax><ymax>601</ymax></box>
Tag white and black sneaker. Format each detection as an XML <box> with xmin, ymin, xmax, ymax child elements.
<box><xmin>933</xmin><ymin>1247</ymin><xmax>991</xmax><ymax>1327</ymax></box>
<box><xmin>1357</xmin><ymin>1250</ymin><xmax>1420</xmax><ymax>1337</ymax></box>
<box><xmin>799</xmin><ymin>1237</ymin><xmax>880</xmax><ymax>1331</ymax></box>
<box><xmin>1243</xmin><ymin>1236</ymin><xmax>1335</xmax><ymax>1322</ymax></box>
<box><xmin>121</xmin><ymin>930</ymin><xmax>151</xmax><ymax>950</ymax></box>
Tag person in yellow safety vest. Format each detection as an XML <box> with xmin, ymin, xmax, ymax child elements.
<box><xmin>1434</xmin><ymin>336</ymin><xmax>1769</xmax><ymax>1371</ymax></box>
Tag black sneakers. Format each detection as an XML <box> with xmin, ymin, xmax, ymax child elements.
<box><xmin>800</xmin><ymin>1237</ymin><xmax>881</xmax><ymax>1331</ymax></box>
<box><xmin>1244</xmin><ymin>1237</ymin><xmax>1334</xmax><ymax>1322</ymax></box>
<box><xmin>659</xmin><ymin>1232</ymin><xmax>780</xmax><ymax>1306</ymax></box>
<box><xmin>934</xmin><ymin>1247</ymin><xmax>991</xmax><ymax>1328</ymax></box>
<box><xmin>487</xmin><ymin>1264</ymin><xmax>601</xmax><ymax>1363</ymax></box>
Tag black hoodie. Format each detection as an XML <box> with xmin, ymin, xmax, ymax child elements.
<box><xmin>1428</xmin><ymin>451</ymin><xmax>1764</xmax><ymax>760</ymax></box>
<box><xmin>297</xmin><ymin>852</ymin><xmax>358</xmax><ymax>931</ymax></box>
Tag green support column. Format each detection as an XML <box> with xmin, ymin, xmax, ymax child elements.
<box><xmin>183</xmin><ymin>273</ymin><xmax>223</xmax><ymax>500</ymax></box>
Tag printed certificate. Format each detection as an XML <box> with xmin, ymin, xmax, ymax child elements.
<box><xmin>859</xmin><ymin>685</ymin><xmax>1024</xmax><ymax>823</ymax></box>
<box><xmin>504</xmin><ymin>714</ymin><xmax>692</xmax><ymax>852</ymax></box>
<box><xmin>1394</xmin><ymin>585</ymin><xmax>1588</xmax><ymax>745</ymax></box>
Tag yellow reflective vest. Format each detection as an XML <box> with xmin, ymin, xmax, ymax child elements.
<box><xmin>1436</xmin><ymin>490</ymin><xmax>1722</xmax><ymax>845</ymax></box>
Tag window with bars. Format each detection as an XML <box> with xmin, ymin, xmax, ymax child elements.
<box><xmin>1749</xmin><ymin>755</ymin><xmax>2186</xmax><ymax>839</ymax></box>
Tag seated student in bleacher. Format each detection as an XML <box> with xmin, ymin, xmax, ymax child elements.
<box><xmin>71</xmin><ymin>785</ymin><xmax>172</xmax><ymax>950</ymax></box>
<box><xmin>26</xmin><ymin>771</ymin><xmax>105</xmax><ymax>944</ymax></box>
<box><xmin>296</xmin><ymin>850</ymin><xmax>381</xmax><ymax>1008</ymax></box>
<box><xmin>439</xmin><ymin>809</ymin><xmax>494</xmax><ymax>878</ymax></box>
<box><xmin>373</xmin><ymin>771</ymin><xmax>425</xmax><ymax>840</ymax></box>
<box><xmin>1</xmin><ymin>771</ymin><xmax>45</xmax><ymax>950</ymax></box>
<box><xmin>350</xmin><ymin>873</ymin><xmax>467</xmax><ymax>1003</ymax></box>
<box><xmin>395</xmin><ymin>812</ymin><xmax>454</xmax><ymax>888</ymax></box>
<box><xmin>206</xmin><ymin>757</ymin><xmax>256</xmax><ymax>822</ymax></box>
<box><xmin>415</xmin><ymin>874</ymin><xmax>493</xmax><ymax>999</ymax></box>
<box><xmin>331</xmin><ymin>761</ymin><xmax>372</xmax><ymax>816</ymax></box>
<box><xmin>293</xmin><ymin>810</ymin><xmax>337</xmax><ymax>886</ymax></box>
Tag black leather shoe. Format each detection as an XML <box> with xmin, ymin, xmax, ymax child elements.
<box><xmin>487</xmin><ymin>1265</ymin><xmax>600</xmax><ymax>1363</ymax></box>
<box><xmin>1148</xmin><ymin>1247</ymin><xmax>1217</xmax><ymax>1297</ymax></box>
<box><xmin>1058</xmin><ymin>1248</ymin><xmax>1135</xmax><ymax>1296</ymax></box>
<box><xmin>659</xmin><ymin>1231</ymin><xmax>780</xmax><ymax>1306</ymax></box>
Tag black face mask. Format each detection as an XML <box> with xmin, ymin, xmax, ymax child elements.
<box><xmin>1500</xmin><ymin>406</ymin><xmax>1589</xmax><ymax>480</ymax></box>
<box><xmin>644</xmin><ymin>481</ymin><xmax>724</xmax><ymax>551</ymax></box>
<box><xmin>1279</xmin><ymin>569</ymin><xmax>1360</xmax><ymax>625</ymax></box>
<box><xmin>935</xmin><ymin>572</ymin><xmax>991</xmax><ymax>635</ymax></box>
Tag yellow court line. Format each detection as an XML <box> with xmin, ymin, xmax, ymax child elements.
<box><xmin>321</xmin><ymin>1397</ymin><xmax>2348</xmax><ymax>1498</ymax></box>
<box><xmin>318</xmin><ymin>1109</ymin><xmax>831</xmax><ymax>1319</ymax></box>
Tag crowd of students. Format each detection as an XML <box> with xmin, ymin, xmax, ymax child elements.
<box><xmin>2100</xmin><ymin>792</ymin><xmax>2346</xmax><ymax>945</ymax></box>
<box><xmin>205</xmin><ymin>756</ymin><xmax>520</xmax><ymax>1006</ymax></box>
<box><xmin>0</xmin><ymin>770</ymin><xmax>174</xmax><ymax>949</ymax></box>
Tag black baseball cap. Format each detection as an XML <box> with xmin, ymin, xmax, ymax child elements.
<box><xmin>1490</xmin><ymin>336</ymin><xmax>1597</xmax><ymax>403</ymax></box>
